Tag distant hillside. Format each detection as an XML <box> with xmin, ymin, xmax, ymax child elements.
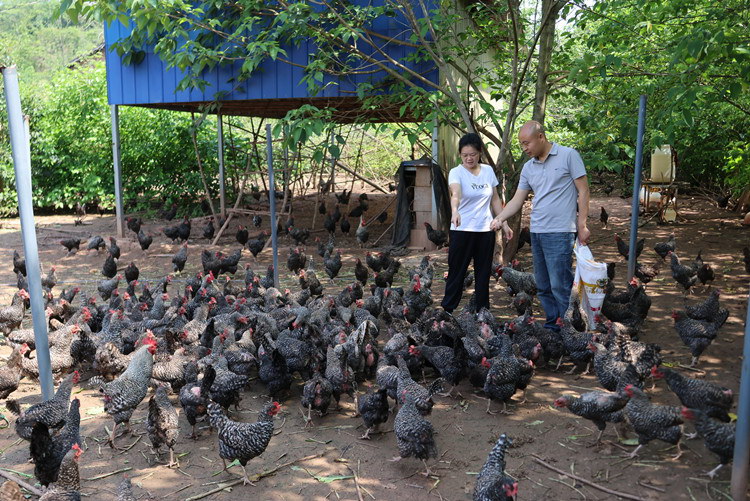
<box><xmin>0</xmin><ymin>0</ymin><xmax>102</xmax><ymax>86</ymax></box>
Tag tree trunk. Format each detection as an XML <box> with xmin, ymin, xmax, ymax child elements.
<box><xmin>532</xmin><ymin>0</ymin><xmax>563</xmax><ymax>124</ymax></box>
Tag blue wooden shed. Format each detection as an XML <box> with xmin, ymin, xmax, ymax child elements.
<box><xmin>103</xmin><ymin>1</ymin><xmax>439</xmax><ymax>236</ymax></box>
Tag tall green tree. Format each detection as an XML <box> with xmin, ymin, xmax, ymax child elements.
<box><xmin>550</xmin><ymin>0</ymin><xmax>750</xmax><ymax>190</ymax></box>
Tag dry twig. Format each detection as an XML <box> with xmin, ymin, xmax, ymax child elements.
<box><xmin>532</xmin><ymin>455</ymin><xmax>645</xmax><ymax>501</ymax></box>
<box><xmin>0</xmin><ymin>469</ymin><xmax>44</xmax><ymax>497</ymax></box>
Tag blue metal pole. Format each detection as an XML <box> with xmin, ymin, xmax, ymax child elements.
<box><xmin>266</xmin><ymin>123</ymin><xmax>279</xmax><ymax>288</ymax></box>
<box><xmin>217</xmin><ymin>113</ymin><xmax>226</xmax><ymax>218</ymax></box>
<box><xmin>627</xmin><ymin>95</ymin><xmax>647</xmax><ymax>281</ymax></box>
<box><xmin>2</xmin><ymin>66</ymin><xmax>54</xmax><ymax>400</ymax></box>
<box><xmin>110</xmin><ymin>105</ymin><xmax>124</xmax><ymax>238</ymax></box>
<box><xmin>732</xmin><ymin>295</ymin><xmax>750</xmax><ymax>499</ymax></box>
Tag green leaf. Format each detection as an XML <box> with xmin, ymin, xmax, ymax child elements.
<box><xmin>681</xmin><ymin>108</ymin><xmax>694</xmax><ymax>127</ymax></box>
<box><xmin>620</xmin><ymin>438</ymin><xmax>639</xmax><ymax>446</ymax></box>
<box><xmin>526</xmin><ymin>420</ymin><xmax>544</xmax><ymax>426</ymax></box>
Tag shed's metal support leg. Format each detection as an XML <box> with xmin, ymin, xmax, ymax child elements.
<box><xmin>110</xmin><ymin>104</ymin><xmax>124</xmax><ymax>238</ymax></box>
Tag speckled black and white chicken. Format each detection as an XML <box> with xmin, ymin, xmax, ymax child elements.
<box><xmin>207</xmin><ymin>401</ymin><xmax>281</xmax><ymax>485</ymax></box>
<box><xmin>473</xmin><ymin>433</ymin><xmax>518</xmax><ymax>501</ymax></box>
<box><xmin>147</xmin><ymin>386</ymin><xmax>180</xmax><ymax>467</ymax></box>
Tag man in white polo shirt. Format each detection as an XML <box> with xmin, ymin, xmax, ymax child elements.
<box><xmin>491</xmin><ymin>121</ymin><xmax>590</xmax><ymax>331</ymax></box>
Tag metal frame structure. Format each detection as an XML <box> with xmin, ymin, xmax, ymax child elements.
<box><xmin>2</xmin><ymin>66</ymin><xmax>55</xmax><ymax>399</ymax></box>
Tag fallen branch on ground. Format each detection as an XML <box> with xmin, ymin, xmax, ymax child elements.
<box><xmin>185</xmin><ymin>450</ymin><xmax>331</xmax><ymax>501</ymax></box>
<box><xmin>532</xmin><ymin>454</ymin><xmax>645</xmax><ymax>501</ymax></box>
<box><xmin>0</xmin><ymin>468</ymin><xmax>44</xmax><ymax>497</ymax></box>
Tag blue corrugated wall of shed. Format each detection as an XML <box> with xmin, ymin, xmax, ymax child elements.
<box><xmin>104</xmin><ymin>0</ymin><xmax>439</xmax><ymax>107</ymax></box>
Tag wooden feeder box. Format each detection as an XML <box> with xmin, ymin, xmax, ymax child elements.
<box><xmin>401</xmin><ymin>158</ymin><xmax>438</xmax><ymax>250</ymax></box>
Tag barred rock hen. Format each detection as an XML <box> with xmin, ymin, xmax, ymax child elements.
<box><xmin>616</xmin><ymin>335</ymin><xmax>662</xmax><ymax>381</ymax></box>
<box><xmin>30</xmin><ymin>398</ymin><xmax>81</xmax><ymax>487</ymax></box>
<box><xmin>681</xmin><ymin>407</ymin><xmax>735</xmax><ymax>478</ymax></box>
<box><xmin>97</xmin><ymin>275</ymin><xmax>120</xmax><ymax>301</ymax></box>
<box><xmin>403</xmin><ymin>276</ymin><xmax>432</xmax><ymax>320</ymax></box>
<box><xmin>148</xmin><ymin>386</ymin><xmax>180</xmax><ymax>467</ymax></box>
<box><xmin>623</xmin><ymin>384</ymin><xmax>684</xmax><ymax>459</ymax></box>
<box><xmin>556</xmin><ymin>317</ymin><xmax>595</xmax><ymax>374</ymax></box>
<box><xmin>209</xmin><ymin>358</ymin><xmax>250</xmax><ymax>410</ymax></box>
<box><xmin>393</xmin><ymin>394</ymin><xmax>438</xmax><ymax>476</ymax></box>
<box><xmin>0</xmin><ymin>289</ymin><xmax>29</xmax><ymax>335</ymax></box>
<box><xmin>554</xmin><ymin>390</ymin><xmax>628</xmax><ymax>443</ymax></box>
<box><xmin>38</xmin><ymin>444</ymin><xmax>82</xmax><ymax>501</ymax></box>
<box><xmin>512</xmin><ymin>291</ymin><xmax>533</xmax><ymax>315</ymax></box>
<box><xmin>301</xmin><ymin>371</ymin><xmax>333</xmax><ymax>427</ymax></box>
<box><xmin>685</xmin><ymin>289</ymin><xmax>727</xmax><ymax>324</ymax></box>
<box><xmin>396</xmin><ymin>356</ymin><xmax>442</xmax><ymax>415</ymax></box>
<box><xmin>358</xmin><ymin>387</ymin><xmax>389</xmax><ymax>439</ymax></box>
<box><xmin>207</xmin><ymin>401</ymin><xmax>281</xmax><ymax>485</ymax></box>
<box><xmin>483</xmin><ymin>354</ymin><xmax>530</xmax><ymax>414</ymax></box>
<box><xmin>473</xmin><ymin>433</ymin><xmax>518</xmax><ymax>501</ymax></box>
<box><xmin>116</xmin><ymin>476</ymin><xmax>136</xmax><ymax>501</ymax></box>
<box><xmin>179</xmin><ymin>363</ymin><xmax>216</xmax><ymax>439</ymax></box>
<box><xmin>326</xmin><ymin>345</ymin><xmax>357</xmax><ymax>409</ymax></box>
<box><xmin>8</xmin><ymin>371</ymin><xmax>79</xmax><ymax>440</ymax></box>
<box><xmin>100</xmin><ymin>335</ymin><xmax>157</xmax><ymax>447</ymax></box>
<box><xmin>654</xmin><ymin>233</ymin><xmax>676</xmax><ymax>259</ymax></box>
<box><xmin>652</xmin><ymin>366</ymin><xmax>733</xmax><ymax>422</ymax></box>
<box><xmin>411</xmin><ymin>343</ymin><xmax>465</xmax><ymax>395</ymax></box>
<box><xmin>498</xmin><ymin>266</ymin><xmax>536</xmax><ymax>296</ymax></box>
<box><xmin>672</xmin><ymin>309</ymin><xmax>721</xmax><ymax>367</ymax></box>
<box><xmin>669</xmin><ymin>251</ymin><xmax>698</xmax><ymax>292</ymax></box>
<box><xmin>590</xmin><ymin>342</ymin><xmax>641</xmax><ymax>392</ymax></box>
<box><xmin>0</xmin><ymin>344</ymin><xmax>23</xmax><ymax>398</ymax></box>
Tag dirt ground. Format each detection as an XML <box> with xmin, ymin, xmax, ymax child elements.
<box><xmin>0</xmin><ymin>185</ymin><xmax>748</xmax><ymax>501</ymax></box>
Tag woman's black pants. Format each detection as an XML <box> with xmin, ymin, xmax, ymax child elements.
<box><xmin>440</xmin><ymin>230</ymin><xmax>495</xmax><ymax>312</ymax></box>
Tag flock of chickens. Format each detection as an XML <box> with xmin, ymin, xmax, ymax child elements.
<box><xmin>0</xmin><ymin>193</ymin><xmax>741</xmax><ymax>500</ymax></box>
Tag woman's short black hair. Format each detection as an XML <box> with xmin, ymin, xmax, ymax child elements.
<box><xmin>458</xmin><ymin>132</ymin><xmax>483</xmax><ymax>152</ymax></box>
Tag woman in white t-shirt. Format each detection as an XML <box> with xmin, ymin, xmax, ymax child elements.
<box><xmin>441</xmin><ymin>133</ymin><xmax>512</xmax><ymax>312</ymax></box>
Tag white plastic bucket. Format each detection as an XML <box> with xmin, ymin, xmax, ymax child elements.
<box><xmin>573</xmin><ymin>243</ymin><xmax>609</xmax><ymax>329</ymax></box>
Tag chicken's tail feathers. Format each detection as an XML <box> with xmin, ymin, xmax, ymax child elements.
<box><xmin>427</xmin><ymin>378</ymin><xmax>445</xmax><ymax>396</ymax></box>
<box><xmin>201</xmin><ymin>365</ymin><xmax>217</xmax><ymax>395</ymax></box>
<box><xmin>5</xmin><ymin>399</ymin><xmax>22</xmax><ymax>416</ymax></box>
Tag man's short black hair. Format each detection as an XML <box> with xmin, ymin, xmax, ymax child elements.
<box><xmin>458</xmin><ymin>132</ymin><xmax>483</xmax><ymax>152</ymax></box>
